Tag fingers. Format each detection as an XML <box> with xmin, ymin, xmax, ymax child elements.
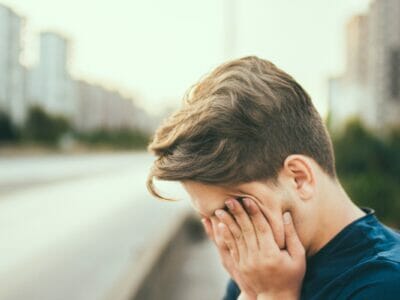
<box><xmin>215</xmin><ymin>208</ymin><xmax>247</xmax><ymax>260</ymax></box>
<box><xmin>283</xmin><ymin>212</ymin><xmax>305</xmax><ymax>259</ymax></box>
<box><xmin>217</xmin><ymin>222</ymin><xmax>239</xmax><ymax>261</ymax></box>
<box><xmin>209</xmin><ymin>216</ymin><xmax>235</xmax><ymax>272</ymax></box>
<box><xmin>224</xmin><ymin>198</ymin><xmax>259</xmax><ymax>253</ymax></box>
<box><xmin>242</xmin><ymin>198</ymin><xmax>279</xmax><ymax>253</ymax></box>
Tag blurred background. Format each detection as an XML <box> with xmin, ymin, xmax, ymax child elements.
<box><xmin>0</xmin><ymin>0</ymin><xmax>399</xmax><ymax>299</ymax></box>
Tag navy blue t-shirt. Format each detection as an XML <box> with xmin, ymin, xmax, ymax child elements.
<box><xmin>223</xmin><ymin>207</ymin><xmax>400</xmax><ymax>299</ymax></box>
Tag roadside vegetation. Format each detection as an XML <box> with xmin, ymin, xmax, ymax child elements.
<box><xmin>330</xmin><ymin>119</ymin><xmax>400</xmax><ymax>228</ymax></box>
<box><xmin>0</xmin><ymin>106</ymin><xmax>150</xmax><ymax>150</ymax></box>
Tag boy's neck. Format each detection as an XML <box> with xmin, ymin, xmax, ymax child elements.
<box><xmin>307</xmin><ymin>180</ymin><xmax>366</xmax><ymax>257</ymax></box>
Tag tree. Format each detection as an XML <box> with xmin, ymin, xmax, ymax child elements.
<box><xmin>0</xmin><ymin>110</ymin><xmax>18</xmax><ymax>142</ymax></box>
<box><xmin>24</xmin><ymin>106</ymin><xmax>70</xmax><ymax>146</ymax></box>
<box><xmin>333</xmin><ymin>118</ymin><xmax>400</xmax><ymax>228</ymax></box>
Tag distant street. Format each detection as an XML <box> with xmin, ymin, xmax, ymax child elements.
<box><xmin>0</xmin><ymin>152</ymin><xmax>228</xmax><ymax>300</ymax></box>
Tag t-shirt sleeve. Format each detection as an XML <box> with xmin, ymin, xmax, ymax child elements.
<box><xmin>222</xmin><ymin>278</ymin><xmax>241</xmax><ymax>300</ymax></box>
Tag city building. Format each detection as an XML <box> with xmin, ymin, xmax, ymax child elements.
<box><xmin>367</xmin><ymin>0</ymin><xmax>400</xmax><ymax>130</ymax></box>
<box><xmin>329</xmin><ymin>0</ymin><xmax>400</xmax><ymax>132</ymax></box>
<box><xmin>328</xmin><ymin>14</ymin><xmax>370</xmax><ymax>131</ymax></box>
<box><xmin>74</xmin><ymin>80</ymin><xmax>144</xmax><ymax>132</ymax></box>
<box><xmin>0</xmin><ymin>4</ymin><xmax>26</xmax><ymax>126</ymax></box>
<box><xmin>28</xmin><ymin>32</ymin><xmax>76</xmax><ymax>120</ymax></box>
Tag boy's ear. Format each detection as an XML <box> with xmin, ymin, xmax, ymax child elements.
<box><xmin>282</xmin><ymin>154</ymin><xmax>315</xmax><ymax>201</ymax></box>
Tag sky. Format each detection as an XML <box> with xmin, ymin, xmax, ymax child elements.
<box><xmin>1</xmin><ymin>0</ymin><xmax>370</xmax><ymax>117</ymax></box>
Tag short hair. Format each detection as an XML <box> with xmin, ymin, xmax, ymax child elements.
<box><xmin>146</xmin><ymin>56</ymin><xmax>337</xmax><ymax>201</ymax></box>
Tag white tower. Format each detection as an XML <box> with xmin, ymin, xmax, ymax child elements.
<box><xmin>0</xmin><ymin>4</ymin><xmax>26</xmax><ymax>126</ymax></box>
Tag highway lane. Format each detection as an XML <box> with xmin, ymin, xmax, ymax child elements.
<box><xmin>0</xmin><ymin>152</ymin><xmax>147</xmax><ymax>195</ymax></box>
<box><xmin>0</xmin><ymin>152</ymin><xmax>191</xmax><ymax>300</ymax></box>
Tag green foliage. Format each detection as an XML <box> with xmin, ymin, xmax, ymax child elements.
<box><xmin>0</xmin><ymin>110</ymin><xmax>18</xmax><ymax>142</ymax></box>
<box><xmin>23</xmin><ymin>106</ymin><xmax>71</xmax><ymax>146</ymax></box>
<box><xmin>332</xmin><ymin>119</ymin><xmax>400</xmax><ymax>227</ymax></box>
<box><xmin>76</xmin><ymin>128</ymin><xmax>149</xmax><ymax>150</ymax></box>
<box><xmin>0</xmin><ymin>106</ymin><xmax>149</xmax><ymax>150</ymax></box>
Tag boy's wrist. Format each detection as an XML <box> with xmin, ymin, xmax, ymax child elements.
<box><xmin>238</xmin><ymin>292</ymin><xmax>257</xmax><ymax>300</ymax></box>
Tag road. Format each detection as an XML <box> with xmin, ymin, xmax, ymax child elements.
<box><xmin>0</xmin><ymin>152</ymin><xmax>228</xmax><ymax>300</ymax></box>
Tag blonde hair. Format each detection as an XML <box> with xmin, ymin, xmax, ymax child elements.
<box><xmin>147</xmin><ymin>56</ymin><xmax>336</xmax><ymax>201</ymax></box>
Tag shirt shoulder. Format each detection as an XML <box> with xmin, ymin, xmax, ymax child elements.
<box><xmin>337</xmin><ymin>258</ymin><xmax>400</xmax><ymax>299</ymax></box>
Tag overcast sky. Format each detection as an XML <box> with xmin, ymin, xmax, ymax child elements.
<box><xmin>1</xmin><ymin>0</ymin><xmax>370</xmax><ymax>117</ymax></box>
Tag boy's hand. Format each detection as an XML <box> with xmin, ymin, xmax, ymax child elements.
<box><xmin>214</xmin><ymin>198</ymin><xmax>306</xmax><ymax>299</ymax></box>
<box><xmin>201</xmin><ymin>216</ymin><xmax>257</xmax><ymax>300</ymax></box>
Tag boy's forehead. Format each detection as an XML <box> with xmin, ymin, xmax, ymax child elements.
<box><xmin>189</xmin><ymin>190</ymin><xmax>229</xmax><ymax>217</ymax></box>
<box><xmin>181</xmin><ymin>180</ymin><xmax>250</xmax><ymax>217</ymax></box>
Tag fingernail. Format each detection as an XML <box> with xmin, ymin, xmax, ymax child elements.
<box><xmin>215</xmin><ymin>209</ymin><xmax>224</xmax><ymax>218</ymax></box>
<box><xmin>283</xmin><ymin>211</ymin><xmax>292</xmax><ymax>224</ymax></box>
<box><xmin>225</xmin><ymin>199</ymin><xmax>234</xmax><ymax>211</ymax></box>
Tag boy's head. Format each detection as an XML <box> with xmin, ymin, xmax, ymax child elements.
<box><xmin>146</xmin><ymin>56</ymin><xmax>338</xmax><ymax>249</ymax></box>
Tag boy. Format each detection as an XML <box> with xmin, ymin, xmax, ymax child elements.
<box><xmin>146</xmin><ymin>56</ymin><xmax>400</xmax><ymax>299</ymax></box>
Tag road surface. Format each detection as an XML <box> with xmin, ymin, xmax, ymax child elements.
<box><xmin>0</xmin><ymin>152</ymin><xmax>228</xmax><ymax>300</ymax></box>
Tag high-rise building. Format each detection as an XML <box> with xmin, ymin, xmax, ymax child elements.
<box><xmin>329</xmin><ymin>0</ymin><xmax>400</xmax><ymax>132</ymax></box>
<box><xmin>0</xmin><ymin>4</ymin><xmax>26</xmax><ymax>126</ymax></box>
<box><xmin>345</xmin><ymin>15</ymin><xmax>369</xmax><ymax>85</ymax></box>
<box><xmin>30</xmin><ymin>32</ymin><xmax>76</xmax><ymax>120</ymax></box>
<box><xmin>367</xmin><ymin>0</ymin><xmax>400</xmax><ymax>129</ymax></box>
<box><xmin>329</xmin><ymin>14</ymin><xmax>369</xmax><ymax>131</ymax></box>
<box><xmin>74</xmin><ymin>80</ymin><xmax>143</xmax><ymax>132</ymax></box>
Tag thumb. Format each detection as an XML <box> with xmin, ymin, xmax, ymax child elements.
<box><xmin>283</xmin><ymin>211</ymin><xmax>305</xmax><ymax>258</ymax></box>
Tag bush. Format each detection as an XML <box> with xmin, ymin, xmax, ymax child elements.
<box><xmin>76</xmin><ymin>128</ymin><xmax>149</xmax><ymax>150</ymax></box>
<box><xmin>23</xmin><ymin>106</ymin><xmax>71</xmax><ymax>146</ymax></box>
<box><xmin>332</xmin><ymin>119</ymin><xmax>400</xmax><ymax>227</ymax></box>
<box><xmin>0</xmin><ymin>110</ymin><xmax>18</xmax><ymax>142</ymax></box>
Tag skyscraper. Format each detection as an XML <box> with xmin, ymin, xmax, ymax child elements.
<box><xmin>31</xmin><ymin>31</ymin><xmax>76</xmax><ymax>120</ymax></box>
<box><xmin>0</xmin><ymin>4</ymin><xmax>26</xmax><ymax>126</ymax></box>
<box><xmin>329</xmin><ymin>0</ymin><xmax>400</xmax><ymax>131</ymax></box>
<box><xmin>345</xmin><ymin>15</ymin><xmax>368</xmax><ymax>85</ymax></box>
<box><xmin>367</xmin><ymin>0</ymin><xmax>400</xmax><ymax>129</ymax></box>
<box><xmin>328</xmin><ymin>14</ymin><xmax>369</xmax><ymax>131</ymax></box>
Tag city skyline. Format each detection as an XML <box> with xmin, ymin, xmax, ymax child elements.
<box><xmin>0</xmin><ymin>3</ymin><xmax>154</xmax><ymax>133</ymax></box>
<box><xmin>0</xmin><ymin>0</ymin><xmax>370</xmax><ymax>117</ymax></box>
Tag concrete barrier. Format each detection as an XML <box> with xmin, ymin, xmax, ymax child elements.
<box><xmin>104</xmin><ymin>208</ymin><xmax>204</xmax><ymax>300</ymax></box>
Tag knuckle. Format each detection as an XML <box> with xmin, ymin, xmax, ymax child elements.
<box><xmin>241</xmin><ymin>225</ymin><xmax>252</xmax><ymax>234</ymax></box>
<box><xmin>233</xmin><ymin>230</ymin><xmax>242</xmax><ymax>241</ymax></box>
<box><xmin>225</xmin><ymin>241</ymin><xmax>233</xmax><ymax>250</ymax></box>
<box><xmin>256</xmin><ymin>223</ymin><xmax>268</xmax><ymax>233</ymax></box>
